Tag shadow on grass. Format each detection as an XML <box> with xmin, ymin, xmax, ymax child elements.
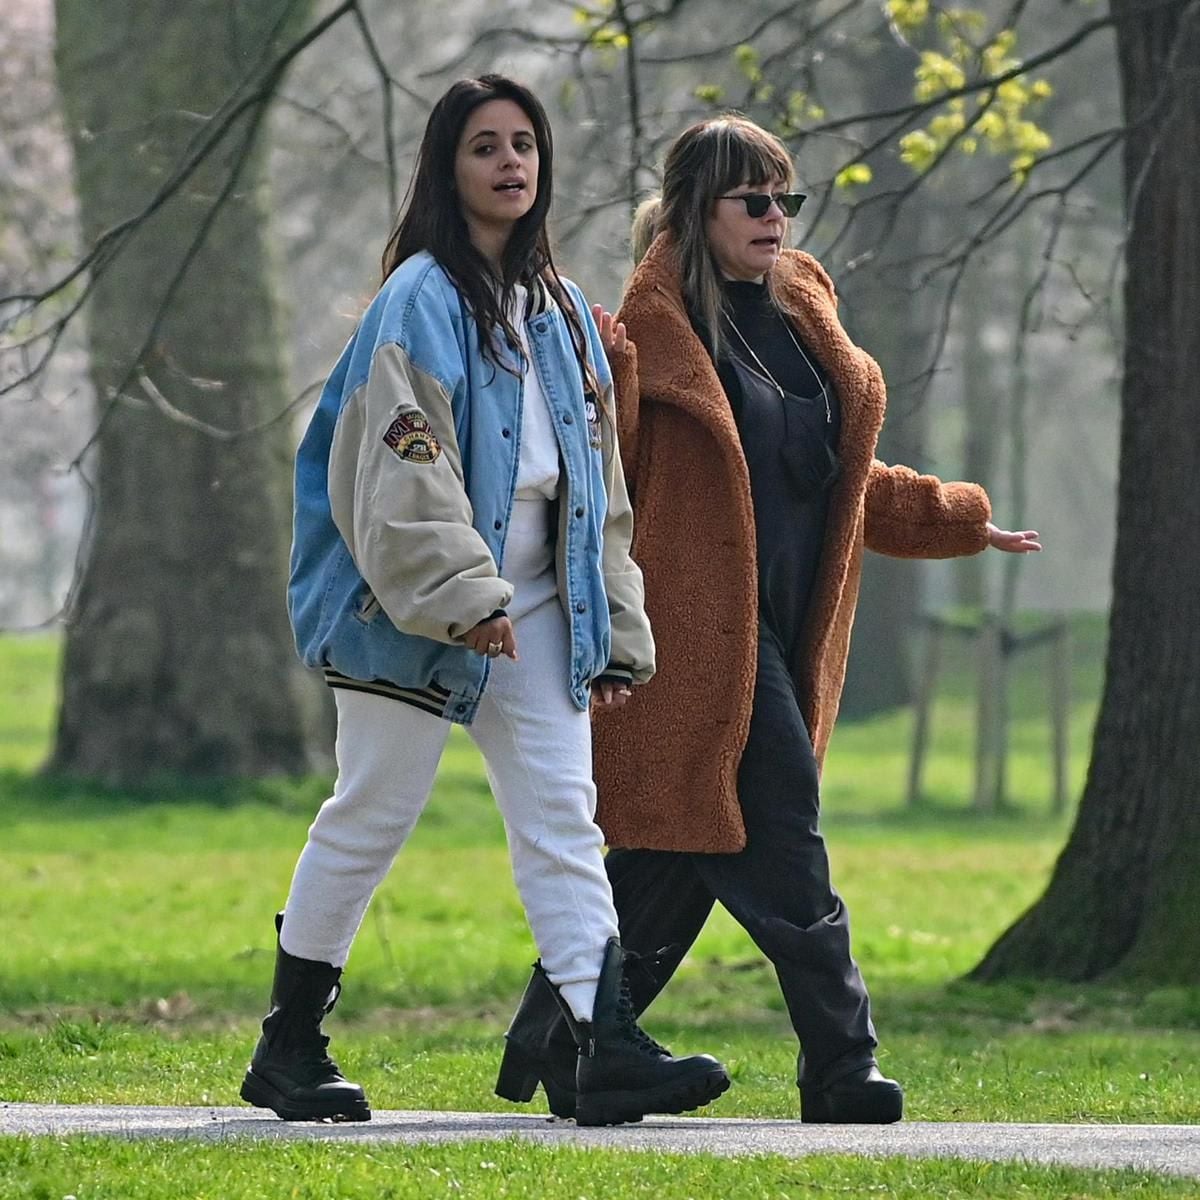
<box><xmin>0</xmin><ymin>767</ymin><xmax>333</xmax><ymax>819</ymax></box>
<box><xmin>5</xmin><ymin>962</ymin><xmax>1199</xmax><ymax>1038</ymax></box>
<box><xmin>637</xmin><ymin>949</ymin><xmax>1200</xmax><ymax>1037</ymax></box>
<box><xmin>0</xmin><ymin>767</ymin><xmax>494</xmax><ymax>826</ymax></box>
<box><xmin>821</xmin><ymin>798</ymin><xmax>1076</xmax><ymax>846</ymax></box>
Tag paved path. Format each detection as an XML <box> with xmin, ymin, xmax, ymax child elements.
<box><xmin>2</xmin><ymin>1103</ymin><xmax>1198</xmax><ymax>1178</ymax></box>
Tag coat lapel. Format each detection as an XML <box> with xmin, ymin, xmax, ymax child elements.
<box><xmin>621</xmin><ymin>235</ymin><xmax>886</xmax><ymax>504</ymax></box>
<box><xmin>617</xmin><ymin>235</ymin><xmax>889</xmax><ymax>706</ymax></box>
<box><xmin>620</xmin><ymin>237</ymin><xmax>741</xmax><ymax>449</ymax></box>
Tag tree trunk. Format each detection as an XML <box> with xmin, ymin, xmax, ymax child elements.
<box><xmin>837</xmin><ymin>37</ymin><xmax>938</xmax><ymax>720</ymax></box>
<box><xmin>956</xmin><ymin>263</ymin><xmax>999</xmax><ymax>611</ymax></box>
<box><xmin>51</xmin><ymin>0</ymin><xmax>319</xmax><ymax>780</ymax></box>
<box><xmin>838</xmin><ymin>350</ymin><xmax>924</xmax><ymax>718</ymax></box>
<box><xmin>973</xmin><ymin>0</ymin><xmax>1200</xmax><ymax>982</ymax></box>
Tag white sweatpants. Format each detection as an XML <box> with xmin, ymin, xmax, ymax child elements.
<box><xmin>280</xmin><ymin>500</ymin><xmax>618</xmax><ymax>1021</ymax></box>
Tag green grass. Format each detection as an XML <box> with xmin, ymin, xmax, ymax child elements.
<box><xmin>0</xmin><ymin>632</ymin><xmax>59</xmax><ymax>774</ymax></box>
<box><xmin>825</xmin><ymin>611</ymin><xmax>1107</xmax><ymax>818</ymax></box>
<box><xmin>4</xmin><ymin>1137</ymin><xmax>1195</xmax><ymax>1200</ymax></box>
<box><xmin>2</xmin><ymin>623</ymin><xmax>1197</xmax><ymax>1196</ymax></box>
<box><xmin>1</xmin><ymin>1138</ymin><xmax>1197</xmax><ymax>1200</ymax></box>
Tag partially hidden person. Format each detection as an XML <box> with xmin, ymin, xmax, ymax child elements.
<box><xmin>496</xmin><ymin>113</ymin><xmax>1041</xmax><ymax>1125</ymax></box>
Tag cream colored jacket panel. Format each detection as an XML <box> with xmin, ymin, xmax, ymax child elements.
<box><xmin>328</xmin><ymin>341</ymin><xmax>513</xmax><ymax>644</ymax></box>
<box><xmin>595</xmin><ymin>386</ymin><xmax>654</xmax><ymax>683</ymax></box>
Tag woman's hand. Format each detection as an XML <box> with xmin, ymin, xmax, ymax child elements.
<box><xmin>591</xmin><ymin>678</ymin><xmax>632</xmax><ymax>712</ymax></box>
<box><xmin>592</xmin><ymin>303</ymin><xmax>627</xmax><ymax>365</ymax></box>
<box><xmin>462</xmin><ymin>614</ymin><xmax>518</xmax><ymax>659</ymax></box>
<box><xmin>987</xmin><ymin>522</ymin><xmax>1043</xmax><ymax>553</ymax></box>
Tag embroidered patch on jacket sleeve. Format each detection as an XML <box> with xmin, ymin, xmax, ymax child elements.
<box><xmin>383</xmin><ymin>409</ymin><xmax>442</xmax><ymax>464</ymax></box>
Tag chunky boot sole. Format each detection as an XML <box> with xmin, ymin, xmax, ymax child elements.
<box><xmin>240</xmin><ymin>1067</ymin><xmax>372</xmax><ymax>1122</ymax></box>
<box><xmin>494</xmin><ymin>1039</ymin><xmax>580</xmax><ymax>1120</ymax></box>
<box><xmin>575</xmin><ymin>1061</ymin><xmax>730</xmax><ymax>1127</ymax></box>
<box><xmin>799</xmin><ymin>1081</ymin><xmax>903</xmax><ymax>1124</ymax></box>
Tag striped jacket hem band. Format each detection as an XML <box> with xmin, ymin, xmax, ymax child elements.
<box><xmin>324</xmin><ymin>668</ymin><xmax>450</xmax><ymax>718</ymax></box>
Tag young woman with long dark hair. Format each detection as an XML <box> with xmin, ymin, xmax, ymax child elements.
<box><xmin>238</xmin><ymin>76</ymin><xmax>729</xmax><ymax>1127</ymax></box>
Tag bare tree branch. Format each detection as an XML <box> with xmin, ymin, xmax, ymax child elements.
<box><xmin>275</xmin><ymin>92</ymin><xmax>390</xmax><ymax>168</ymax></box>
<box><xmin>349</xmin><ymin>0</ymin><xmax>433</xmax><ymax>216</ymax></box>
<box><xmin>0</xmin><ymin>1</ymin><xmax>356</xmax><ymax>322</ymax></box>
<box><xmin>135</xmin><ymin>370</ymin><xmax>322</xmax><ymax>441</ymax></box>
<box><xmin>614</xmin><ymin>0</ymin><xmax>646</xmax><ymax>216</ymax></box>
<box><xmin>640</xmin><ymin>0</ymin><xmax>816</xmax><ymax>65</ymax></box>
<box><xmin>805</xmin><ymin>12</ymin><xmax>1116</xmax><ymax>137</ymax></box>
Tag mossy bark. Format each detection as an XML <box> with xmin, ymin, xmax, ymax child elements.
<box><xmin>973</xmin><ymin>0</ymin><xmax>1200</xmax><ymax>982</ymax></box>
<box><xmin>51</xmin><ymin>0</ymin><xmax>320</xmax><ymax>780</ymax></box>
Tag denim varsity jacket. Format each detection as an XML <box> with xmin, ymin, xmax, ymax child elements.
<box><xmin>288</xmin><ymin>251</ymin><xmax>654</xmax><ymax>723</ymax></box>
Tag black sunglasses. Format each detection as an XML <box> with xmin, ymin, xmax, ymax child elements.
<box><xmin>717</xmin><ymin>191</ymin><xmax>807</xmax><ymax>218</ymax></box>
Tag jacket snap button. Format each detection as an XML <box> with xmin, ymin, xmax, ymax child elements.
<box><xmin>562</xmin><ymin>412</ymin><xmax>574</xmax><ymax>424</ymax></box>
<box><xmin>575</xmin><ymin>601</ymin><xmax>586</xmax><ymax>614</ymax></box>
<box><xmin>535</xmin><ymin>321</ymin><xmax>547</xmax><ymax>334</ymax></box>
<box><xmin>494</xmin><ymin>519</ymin><xmax>502</xmax><ymax>530</ymax></box>
<box><xmin>502</xmin><ymin>428</ymin><xmax>511</xmax><ymax>438</ymax></box>
<box><xmin>574</xmin><ymin>506</ymin><xmax>584</xmax><ymax>518</ymax></box>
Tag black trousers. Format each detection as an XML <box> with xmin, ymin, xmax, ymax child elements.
<box><xmin>605</xmin><ymin>630</ymin><xmax>877</xmax><ymax>1085</ymax></box>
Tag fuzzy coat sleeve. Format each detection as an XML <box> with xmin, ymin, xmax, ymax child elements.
<box><xmin>863</xmin><ymin>459</ymin><xmax>992</xmax><ymax>559</ymax></box>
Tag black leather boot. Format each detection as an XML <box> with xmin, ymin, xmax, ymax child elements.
<box><xmin>495</xmin><ymin>943</ymin><xmax>684</xmax><ymax>1119</ymax></box>
<box><xmin>799</xmin><ymin>1059</ymin><xmax>904</xmax><ymax>1124</ymax></box>
<box><xmin>239</xmin><ymin>914</ymin><xmax>370</xmax><ymax>1122</ymax></box>
<box><xmin>503</xmin><ymin>937</ymin><xmax>730</xmax><ymax>1127</ymax></box>
<box><xmin>494</xmin><ymin>965</ymin><xmax>580</xmax><ymax>1118</ymax></box>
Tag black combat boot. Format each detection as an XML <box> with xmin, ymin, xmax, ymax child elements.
<box><xmin>494</xmin><ymin>943</ymin><xmax>676</xmax><ymax>1120</ymax></box>
<box><xmin>500</xmin><ymin>937</ymin><xmax>730</xmax><ymax>1127</ymax></box>
<box><xmin>239</xmin><ymin>914</ymin><xmax>370</xmax><ymax>1122</ymax></box>
<box><xmin>798</xmin><ymin>1057</ymin><xmax>904</xmax><ymax>1124</ymax></box>
<box><xmin>494</xmin><ymin>965</ymin><xmax>580</xmax><ymax>1118</ymax></box>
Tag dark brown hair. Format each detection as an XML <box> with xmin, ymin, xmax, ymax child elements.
<box><xmin>381</xmin><ymin>74</ymin><xmax>596</xmax><ymax>394</ymax></box>
<box><xmin>638</xmin><ymin>116</ymin><xmax>796</xmax><ymax>356</ymax></box>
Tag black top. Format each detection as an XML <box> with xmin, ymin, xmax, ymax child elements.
<box><xmin>712</xmin><ymin>280</ymin><xmax>841</xmax><ymax>671</ymax></box>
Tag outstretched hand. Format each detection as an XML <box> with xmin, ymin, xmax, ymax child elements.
<box><xmin>592</xmin><ymin>303</ymin><xmax>627</xmax><ymax>364</ymax></box>
<box><xmin>987</xmin><ymin>522</ymin><xmax>1042</xmax><ymax>554</ymax></box>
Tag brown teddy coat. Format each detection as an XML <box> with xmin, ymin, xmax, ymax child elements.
<box><xmin>594</xmin><ymin>235</ymin><xmax>992</xmax><ymax>854</ymax></box>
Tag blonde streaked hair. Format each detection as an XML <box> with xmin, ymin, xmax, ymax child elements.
<box><xmin>633</xmin><ymin>116</ymin><xmax>796</xmax><ymax>357</ymax></box>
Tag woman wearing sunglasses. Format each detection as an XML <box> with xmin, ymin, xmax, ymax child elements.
<box><xmin>496</xmin><ymin>114</ymin><xmax>1040</xmax><ymax>1124</ymax></box>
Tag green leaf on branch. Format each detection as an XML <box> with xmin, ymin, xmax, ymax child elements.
<box><xmin>888</xmin><ymin>5</ymin><xmax>1055</xmax><ymax>183</ymax></box>
<box><xmin>733</xmin><ymin>43</ymin><xmax>762</xmax><ymax>85</ymax></box>
<box><xmin>835</xmin><ymin>163</ymin><xmax>874</xmax><ymax>190</ymax></box>
<box><xmin>885</xmin><ymin>0</ymin><xmax>931</xmax><ymax>32</ymax></box>
<box><xmin>694</xmin><ymin>83</ymin><xmax>726</xmax><ymax>105</ymax></box>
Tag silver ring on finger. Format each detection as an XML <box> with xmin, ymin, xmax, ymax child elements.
<box><xmin>487</xmin><ymin>641</ymin><xmax>503</xmax><ymax>657</ymax></box>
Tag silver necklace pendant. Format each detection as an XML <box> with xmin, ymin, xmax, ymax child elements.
<box><xmin>724</xmin><ymin>309</ymin><xmax>784</xmax><ymax>396</ymax></box>
<box><xmin>780</xmin><ymin>321</ymin><xmax>833</xmax><ymax>425</ymax></box>
<box><xmin>723</xmin><ymin>306</ymin><xmax>831</xmax><ymax>423</ymax></box>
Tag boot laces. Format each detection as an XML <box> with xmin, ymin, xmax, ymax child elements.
<box><xmin>313</xmin><ymin>1030</ymin><xmax>339</xmax><ymax>1074</ymax></box>
<box><xmin>272</xmin><ymin>991</ymin><xmax>343</xmax><ymax>1078</ymax></box>
<box><xmin>617</xmin><ymin>973</ymin><xmax>670</xmax><ymax>1058</ymax></box>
